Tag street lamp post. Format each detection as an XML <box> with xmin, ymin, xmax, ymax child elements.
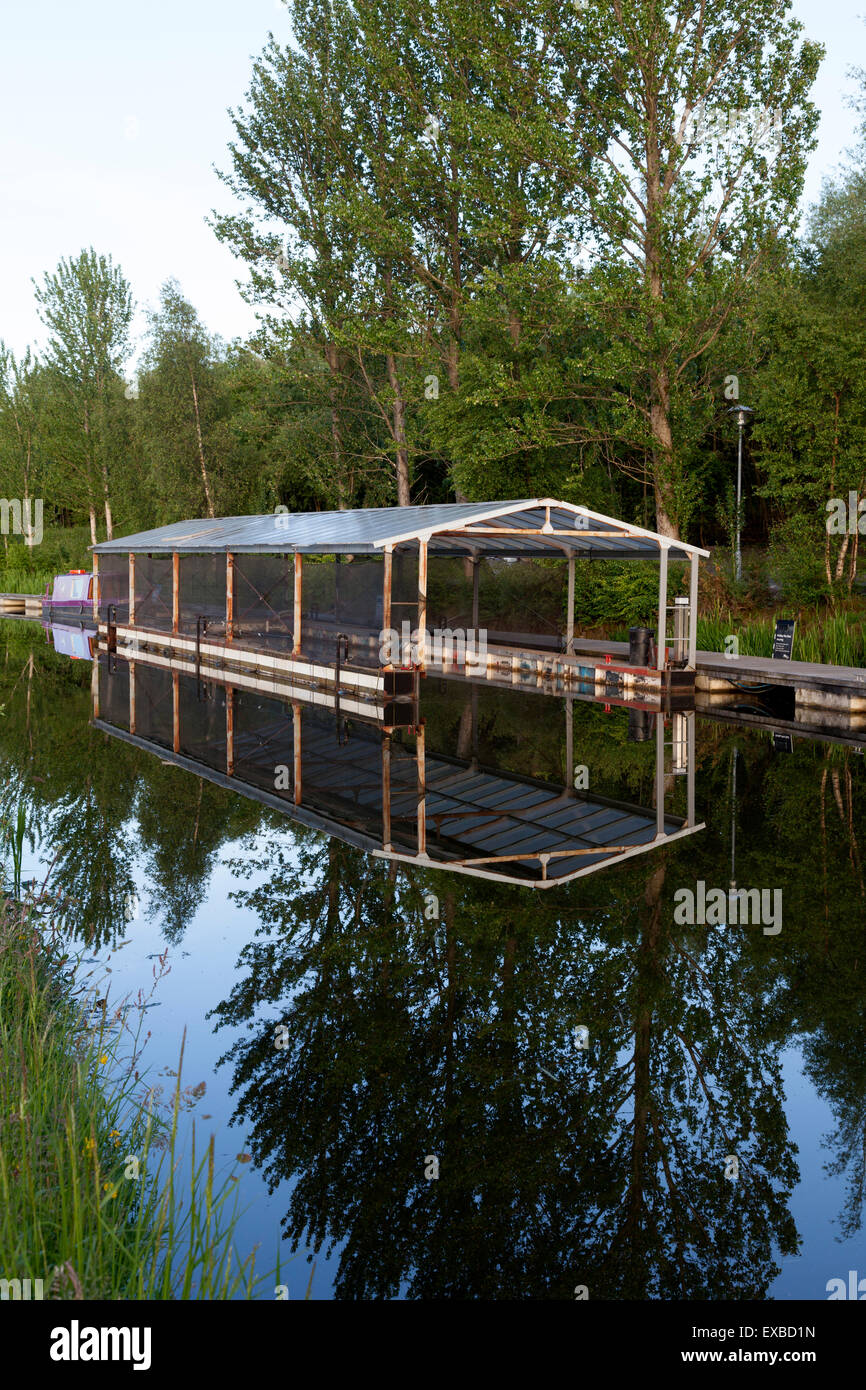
<box><xmin>727</xmin><ymin>405</ymin><xmax>753</xmax><ymax>582</ymax></box>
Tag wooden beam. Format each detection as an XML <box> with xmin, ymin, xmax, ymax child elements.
<box><xmin>293</xmin><ymin>553</ymin><xmax>302</xmax><ymax>656</ymax></box>
<box><xmin>91</xmin><ymin>553</ymin><xmax>99</xmax><ymax>620</ymax></box>
<box><xmin>447</xmin><ymin>846</ymin><xmax>651</xmax><ymax>867</ymax></box>
<box><xmin>382</xmin><ymin>546</ymin><xmax>392</xmax><ymax>662</ymax></box>
<box><xmin>566</xmin><ymin>554</ymin><xmax>575</xmax><ymax>654</ymax></box>
<box><xmin>293</xmin><ymin>700</ymin><xmax>302</xmax><ymax>803</ymax></box>
<box><xmin>417</xmin><ymin>539</ymin><xmax>428</xmax><ymax>670</ymax></box>
<box><xmin>655</xmin><ymin>713</ymin><xmax>665</xmax><ymax>835</ymax></box>
<box><xmin>657</xmin><ymin>545</ymin><xmax>669</xmax><ymax>671</ymax></box>
<box><xmin>172</xmin><ymin>671</ymin><xmax>180</xmax><ymax>753</ymax></box>
<box><xmin>172</xmin><ymin>552</ymin><xmax>179</xmax><ymax>634</ymax></box>
<box><xmin>128</xmin><ymin>554</ymin><xmax>135</xmax><ymax>626</ymax></box>
<box><xmin>382</xmin><ymin>733</ymin><xmax>392</xmax><ymax>850</ymax></box>
<box><xmin>688</xmin><ymin>554</ymin><xmax>699</xmax><ymax>670</ymax></box>
<box><xmin>226</xmin><ymin>553</ymin><xmax>234</xmax><ymax>643</ymax></box>
<box><xmin>226</xmin><ymin>686</ymin><xmax>234</xmax><ymax>775</ymax></box>
<box><xmin>416</xmin><ymin>721</ymin><xmax>426</xmax><ymax>855</ymax></box>
<box><xmin>433</xmin><ymin>527</ymin><xmax>636</xmax><ymax>540</ymax></box>
<box><xmin>129</xmin><ymin>662</ymin><xmax>136</xmax><ymax>734</ymax></box>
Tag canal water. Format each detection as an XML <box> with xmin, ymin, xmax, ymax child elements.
<box><xmin>2</xmin><ymin>618</ymin><xmax>865</xmax><ymax>1300</ymax></box>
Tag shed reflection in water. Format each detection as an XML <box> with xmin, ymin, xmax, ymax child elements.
<box><xmin>3</xmin><ymin>623</ymin><xmax>865</xmax><ymax>1298</ymax></box>
<box><xmin>93</xmin><ymin>652</ymin><xmax>701</xmax><ymax>888</ymax></box>
<box><xmin>93</xmin><ymin>653</ymin><xmax>792</xmax><ymax>1297</ymax></box>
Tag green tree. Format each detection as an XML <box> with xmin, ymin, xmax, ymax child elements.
<box><xmin>213</xmin><ymin>0</ymin><xmax>587</xmax><ymax>507</ymax></box>
<box><xmin>533</xmin><ymin>0</ymin><xmax>822</xmax><ymax>539</ymax></box>
<box><xmin>0</xmin><ymin>345</ymin><xmax>45</xmax><ymax>553</ymax></box>
<box><xmin>137</xmin><ymin>280</ymin><xmax>226</xmax><ymax>519</ymax></box>
<box><xmin>753</xmin><ymin>161</ymin><xmax>866</xmax><ymax>592</ymax></box>
<box><xmin>32</xmin><ymin>249</ymin><xmax>133</xmax><ymax>543</ymax></box>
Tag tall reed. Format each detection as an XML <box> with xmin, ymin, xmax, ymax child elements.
<box><xmin>0</xmin><ymin>904</ymin><xmax>281</xmax><ymax>1299</ymax></box>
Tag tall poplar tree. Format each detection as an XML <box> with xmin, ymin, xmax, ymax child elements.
<box><xmin>137</xmin><ymin>281</ymin><xmax>224</xmax><ymax>519</ymax></box>
<box><xmin>212</xmin><ymin>0</ymin><xmax>589</xmax><ymax>506</ymax></box>
<box><xmin>33</xmin><ymin>248</ymin><xmax>133</xmax><ymax>542</ymax></box>
<box><xmin>541</xmin><ymin>0</ymin><xmax>822</xmax><ymax>538</ymax></box>
<box><xmin>0</xmin><ymin>345</ymin><xmax>44</xmax><ymax>552</ymax></box>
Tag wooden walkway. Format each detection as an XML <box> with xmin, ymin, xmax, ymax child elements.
<box><xmin>568</xmin><ymin>637</ymin><xmax>866</xmax><ymax>709</ymax></box>
<box><xmin>0</xmin><ymin>592</ymin><xmax>42</xmax><ymax>615</ymax></box>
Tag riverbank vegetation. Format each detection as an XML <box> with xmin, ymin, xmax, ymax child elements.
<box><xmin>0</xmin><ymin>875</ymin><xmax>276</xmax><ymax>1298</ymax></box>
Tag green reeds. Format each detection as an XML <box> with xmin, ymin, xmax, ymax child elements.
<box><xmin>615</xmin><ymin>606</ymin><xmax>866</xmax><ymax>667</ymax></box>
<box><xmin>696</xmin><ymin>609</ymin><xmax>866</xmax><ymax>667</ymax></box>
<box><xmin>0</xmin><ymin>568</ymin><xmax>53</xmax><ymax>595</ymax></box>
<box><xmin>3</xmin><ymin>802</ymin><xmax>27</xmax><ymax>899</ymax></box>
<box><xmin>0</xmin><ymin>906</ymin><xmax>280</xmax><ymax>1299</ymax></box>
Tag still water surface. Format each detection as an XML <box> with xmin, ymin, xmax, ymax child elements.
<box><xmin>2</xmin><ymin>621</ymin><xmax>865</xmax><ymax>1299</ymax></box>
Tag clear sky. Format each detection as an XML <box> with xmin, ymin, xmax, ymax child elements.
<box><xmin>1</xmin><ymin>0</ymin><xmax>863</xmax><ymax>363</ymax></box>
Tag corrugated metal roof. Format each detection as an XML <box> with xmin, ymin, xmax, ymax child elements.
<box><xmin>91</xmin><ymin>499</ymin><xmax>708</xmax><ymax>560</ymax></box>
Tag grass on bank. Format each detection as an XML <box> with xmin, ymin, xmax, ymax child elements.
<box><xmin>693</xmin><ymin>611</ymin><xmax>866</xmax><ymax>667</ymax></box>
<box><xmin>0</xmin><ymin>568</ymin><xmax>54</xmax><ymax>595</ymax></box>
<box><xmin>0</xmin><ymin>899</ymin><xmax>279</xmax><ymax>1299</ymax></box>
<box><xmin>607</xmin><ymin>608</ymin><xmax>866</xmax><ymax>667</ymax></box>
<box><xmin>0</xmin><ymin>527</ymin><xmax>92</xmax><ymax>596</ymax></box>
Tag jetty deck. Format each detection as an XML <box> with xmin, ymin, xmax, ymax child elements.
<box><xmin>566</xmin><ymin>637</ymin><xmax>866</xmax><ymax>714</ymax></box>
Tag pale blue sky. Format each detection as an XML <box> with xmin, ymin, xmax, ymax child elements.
<box><xmin>1</xmin><ymin>0</ymin><xmax>863</xmax><ymax>363</ymax></box>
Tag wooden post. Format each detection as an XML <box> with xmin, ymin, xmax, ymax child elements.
<box><xmin>173</xmin><ymin>556</ymin><xmax>180</xmax><ymax>636</ymax></box>
<box><xmin>172</xmin><ymin>671</ymin><xmax>180</xmax><ymax>753</ymax></box>
<box><xmin>472</xmin><ymin>556</ymin><xmax>480</xmax><ymax>635</ymax></box>
<box><xmin>688</xmin><ymin>553</ymin><xmax>699</xmax><ymax>670</ymax></box>
<box><xmin>655</xmin><ymin>712</ymin><xmax>665</xmax><ymax>835</ymax></box>
<box><xmin>417</xmin><ymin>538</ymin><xmax>428</xmax><ymax>670</ymax></box>
<box><xmin>383</xmin><ymin>546</ymin><xmax>393</xmax><ymax>663</ymax></box>
<box><xmin>566</xmin><ymin>695</ymin><xmax>574</xmax><ymax>793</ymax></box>
<box><xmin>382</xmin><ymin>733</ymin><xmax>392</xmax><ymax>850</ymax></box>
<box><xmin>129</xmin><ymin>662</ymin><xmax>136</xmax><ymax>734</ymax></box>
<box><xmin>128</xmin><ymin>554</ymin><xmax>135</xmax><ymax>626</ymax></box>
<box><xmin>656</xmin><ymin>543</ymin><xmax>669</xmax><ymax>671</ymax></box>
<box><xmin>91</xmin><ymin>553</ymin><xmax>99</xmax><ymax>620</ymax></box>
<box><xmin>566</xmin><ymin>553</ymin><xmax>575</xmax><ymax>654</ymax></box>
<box><xmin>471</xmin><ymin>682</ymin><xmax>479</xmax><ymax>765</ymax></box>
<box><xmin>226</xmin><ymin>687</ymin><xmax>234</xmax><ymax>775</ymax></box>
<box><xmin>226</xmin><ymin>553</ymin><xmax>234</xmax><ymax>644</ymax></box>
<box><xmin>293</xmin><ymin>554</ymin><xmax>302</xmax><ymax>656</ymax></box>
<box><xmin>292</xmin><ymin>700</ymin><xmax>302</xmax><ymax>803</ymax></box>
<box><xmin>416</xmin><ymin>721</ymin><xmax>426</xmax><ymax>855</ymax></box>
<box><xmin>91</xmin><ymin>657</ymin><xmax>99</xmax><ymax>720</ymax></box>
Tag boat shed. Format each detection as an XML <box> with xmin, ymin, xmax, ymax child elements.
<box><xmin>91</xmin><ymin>499</ymin><xmax>708</xmax><ymax>672</ymax></box>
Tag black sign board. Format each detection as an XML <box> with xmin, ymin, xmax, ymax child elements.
<box><xmin>772</xmin><ymin>618</ymin><xmax>796</xmax><ymax>661</ymax></box>
<box><xmin>773</xmin><ymin>732</ymin><xmax>793</xmax><ymax>753</ymax></box>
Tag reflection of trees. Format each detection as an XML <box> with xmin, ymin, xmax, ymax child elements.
<box><xmin>0</xmin><ymin>626</ymin><xmax>264</xmax><ymax>946</ymax></box>
<box><xmin>211</xmin><ymin>820</ymin><xmax>800</xmax><ymax>1299</ymax></box>
<box><xmin>755</xmin><ymin>744</ymin><xmax>866</xmax><ymax>1240</ymax></box>
<box><xmin>4</xmin><ymin>622</ymin><xmax>865</xmax><ymax>1259</ymax></box>
<box><xmin>135</xmin><ymin>767</ymin><xmax>263</xmax><ymax>942</ymax></box>
<box><xmin>42</xmin><ymin>767</ymin><xmax>138</xmax><ymax>945</ymax></box>
<box><xmin>0</xmin><ymin>632</ymin><xmax>138</xmax><ymax>944</ymax></box>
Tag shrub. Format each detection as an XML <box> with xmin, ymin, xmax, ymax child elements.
<box><xmin>767</xmin><ymin>515</ymin><xmax>831</xmax><ymax>606</ymax></box>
